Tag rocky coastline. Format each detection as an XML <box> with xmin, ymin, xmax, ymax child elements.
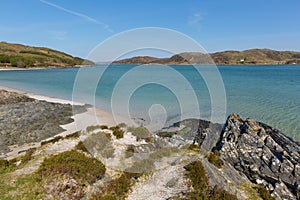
<box><xmin>0</xmin><ymin>89</ymin><xmax>299</xmax><ymax>199</ymax></box>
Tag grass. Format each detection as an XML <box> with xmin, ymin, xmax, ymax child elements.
<box><xmin>37</xmin><ymin>150</ymin><xmax>106</xmax><ymax>185</ymax></box>
<box><xmin>185</xmin><ymin>161</ymin><xmax>238</xmax><ymax>200</ymax></box>
<box><xmin>206</xmin><ymin>150</ymin><xmax>224</xmax><ymax>169</ymax></box>
<box><xmin>20</xmin><ymin>148</ymin><xmax>36</xmax><ymax>164</ymax></box>
<box><xmin>90</xmin><ymin>172</ymin><xmax>142</xmax><ymax>200</ymax></box>
<box><xmin>240</xmin><ymin>182</ymin><xmax>275</xmax><ymax>200</ymax></box>
<box><xmin>0</xmin><ymin>173</ymin><xmax>45</xmax><ymax>199</ymax></box>
<box><xmin>127</xmin><ymin>126</ymin><xmax>152</xmax><ymax>141</ymax></box>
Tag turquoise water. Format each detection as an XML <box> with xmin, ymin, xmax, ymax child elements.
<box><xmin>0</xmin><ymin>65</ymin><xmax>299</xmax><ymax>140</ymax></box>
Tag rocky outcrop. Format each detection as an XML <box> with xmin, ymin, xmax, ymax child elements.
<box><xmin>0</xmin><ymin>90</ymin><xmax>87</xmax><ymax>154</ymax></box>
<box><xmin>217</xmin><ymin>113</ymin><xmax>300</xmax><ymax>200</ymax></box>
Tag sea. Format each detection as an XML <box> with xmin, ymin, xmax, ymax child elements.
<box><xmin>0</xmin><ymin>64</ymin><xmax>299</xmax><ymax>140</ymax></box>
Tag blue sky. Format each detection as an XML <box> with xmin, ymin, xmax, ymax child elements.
<box><xmin>1</xmin><ymin>0</ymin><xmax>300</xmax><ymax>60</ymax></box>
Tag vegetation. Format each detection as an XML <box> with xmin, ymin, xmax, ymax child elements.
<box><xmin>86</xmin><ymin>125</ymin><xmax>102</xmax><ymax>132</ymax></box>
<box><xmin>188</xmin><ymin>144</ymin><xmax>201</xmax><ymax>152</ymax></box>
<box><xmin>254</xmin><ymin>186</ymin><xmax>275</xmax><ymax>200</ymax></box>
<box><xmin>127</xmin><ymin>126</ymin><xmax>152</xmax><ymax>141</ymax></box>
<box><xmin>82</xmin><ymin>132</ymin><xmax>115</xmax><ymax>158</ymax></box>
<box><xmin>127</xmin><ymin>147</ymin><xmax>180</xmax><ymax>173</ymax></box>
<box><xmin>185</xmin><ymin>161</ymin><xmax>238</xmax><ymax>200</ymax></box>
<box><xmin>21</xmin><ymin>147</ymin><xmax>36</xmax><ymax>164</ymax></box>
<box><xmin>37</xmin><ymin>150</ymin><xmax>106</xmax><ymax>185</ymax></box>
<box><xmin>75</xmin><ymin>141</ymin><xmax>89</xmax><ymax>153</ymax></box>
<box><xmin>64</xmin><ymin>131</ymin><xmax>81</xmax><ymax>139</ymax></box>
<box><xmin>90</xmin><ymin>172</ymin><xmax>142</xmax><ymax>200</ymax></box>
<box><xmin>40</xmin><ymin>135</ymin><xmax>64</xmax><ymax>146</ymax></box>
<box><xmin>0</xmin><ymin>173</ymin><xmax>45</xmax><ymax>199</ymax></box>
<box><xmin>240</xmin><ymin>182</ymin><xmax>275</xmax><ymax>200</ymax></box>
<box><xmin>0</xmin><ymin>41</ymin><xmax>94</xmax><ymax>68</ymax></box>
<box><xmin>110</xmin><ymin>126</ymin><xmax>125</xmax><ymax>139</ymax></box>
<box><xmin>206</xmin><ymin>150</ymin><xmax>224</xmax><ymax>169</ymax></box>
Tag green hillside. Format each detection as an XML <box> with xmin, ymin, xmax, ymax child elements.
<box><xmin>0</xmin><ymin>42</ymin><xmax>94</xmax><ymax>68</ymax></box>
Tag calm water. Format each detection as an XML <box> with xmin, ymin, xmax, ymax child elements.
<box><xmin>0</xmin><ymin>65</ymin><xmax>299</xmax><ymax>140</ymax></box>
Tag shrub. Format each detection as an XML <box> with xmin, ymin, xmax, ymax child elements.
<box><xmin>41</xmin><ymin>136</ymin><xmax>63</xmax><ymax>146</ymax></box>
<box><xmin>254</xmin><ymin>186</ymin><xmax>275</xmax><ymax>200</ymax></box>
<box><xmin>100</xmin><ymin>125</ymin><xmax>109</xmax><ymax>129</ymax></box>
<box><xmin>75</xmin><ymin>141</ymin><xmax>89</xmax><ymax>153</ymax></box>
<box><xmin>207</xmin><ymin>150</ymin><xmax>224</xmax><ymax>168</ymax></box>
<box><xmin>0</xmin><ymin>159</ymin><xmax>10</xmax><ymax>171</ymax></box>
<box><xmin>65</xmin><ymin>131</ymin><xmax>80</xmax><ymax>139</ymax></box>
<box><xmin>37</xmin><ymin>150</ymin><xmax>106</xmax><ymax>185</ymax></box>
<box><xmin>110</xmin><ymin>126</ymin><xmax>124</xmax><ymax>139</ymax></box>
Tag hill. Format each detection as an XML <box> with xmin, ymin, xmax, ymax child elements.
<box><xmin>113</xmin><ymin>49</ymin><xmax>300</xmax><ymax>65</ymax></box>
<box><xmin>0</xmin><ymin>42</ymin><xmax>94</xmax><ymax>68</ymax></box>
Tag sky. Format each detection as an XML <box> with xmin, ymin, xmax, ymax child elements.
<box><xmin>1</xmin><ymin>0</ymin><xmax>300</xmax><ymax>60</ymax></box>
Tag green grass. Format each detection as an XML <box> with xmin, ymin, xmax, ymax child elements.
<box><xmin>0</xmin><ymin>173</ymin><xmax>45</xmax><ymax>200</ymax></box>
<box><xmin>37</xmin><ymin>150</ymin><xmax>106</xmax><ymax>185</ymax></box>
<box><xmin>20</xmin><ymin>148</ymin><xmax>36</xmax><ymax>164</ymax></box>
<box><xmin>185</xmin><ymin>161</ymin><xmax>238</xmax><ymax>200</ymax></box>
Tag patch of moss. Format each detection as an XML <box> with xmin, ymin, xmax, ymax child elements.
<box><xmin>37</xmin><ymin>150</ymin><xmax>106</xmax><ymax>185</ymax></box>
<box><xmin>206</xmin><ymin>150</ymin><xmax>224</xmax><ymax>169</ymax></box>
<box><xmin>86</xmin><ymin>125</ymin><xmax>102</xmax><ymax>132</ymax></box>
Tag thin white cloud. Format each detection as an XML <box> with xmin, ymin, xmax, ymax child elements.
<box><xmin>189</xmin><ymin>13</ymin><xmax>203</xmax><ymax>25</ymax></box>
<box><xmin>39</xmin><ymin>0</ymin><xmax>114</xmax><ymax>33</ymax></box>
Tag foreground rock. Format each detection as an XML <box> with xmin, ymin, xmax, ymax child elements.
<box><xmin>217</xmin><ymin>114</ymin><xmax>300</xmax><ymax>199</ymax></box>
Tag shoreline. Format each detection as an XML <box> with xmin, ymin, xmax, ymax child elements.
<box><xmin>0</xmin><ymin>85</ymin><xmax>128</xmax><ymax>159</ymax></box>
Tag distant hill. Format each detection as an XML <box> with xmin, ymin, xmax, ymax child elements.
<box><xmin>0</xmin><ymin>42</ymin><xmax>94</xmax><ymax>68</ymax></box>
<box><xmin>113</xmin><ymin>49</ymin><xmax>300</xmax><ymax>65</ymax></box>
